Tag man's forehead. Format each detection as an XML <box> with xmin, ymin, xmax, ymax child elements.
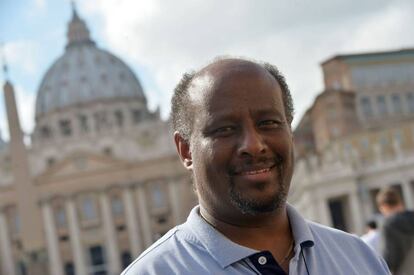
<box><xmin>188</xmin><ymin>59</ymin><xmax>270</xmax><ymax>103</ymax></box>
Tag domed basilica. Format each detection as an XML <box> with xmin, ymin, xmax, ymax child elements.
<box><xmin>0</xmin><ymin>6</ymin><xmax>196</xmax><ymax>275</ymax></box>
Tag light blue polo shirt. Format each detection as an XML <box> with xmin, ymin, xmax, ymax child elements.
<box><xmin>122</xmin><ymin>204</ymin><xmax>390</xmax><ymax>275</ymax></box>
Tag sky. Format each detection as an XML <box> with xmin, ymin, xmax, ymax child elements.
<box><xmin>0</xmin><ymin>0</ymin><xmax>414</xmax><ymax>141</ymax></box>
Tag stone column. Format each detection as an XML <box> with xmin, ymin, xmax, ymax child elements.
<box><xmin>0</xmin><ymin>210</ymin><xmax>16</xmax><ymax>275</ymax></box>
<box><xmin>41</xmin><ymin>202</ymin><xmax>64</xmax><ymax>275</ymax></box>
<box><xmin>348</xmin><ymin>190</ymin><xmax>364</xmax><ymax>235</ymax></box>
<box><xmin>66</xmin><ymin>198</ymin><xmax>88</xmax><ymax>275</ymax></box>
<box><xmin>167</xmin><ymin>179</ymin><xmax>182</xmax><ymax>224</ymax></box>
<box><xmin>402</xmin><ymin>181</ymin><xmax>414</xmax><ymax>209</ymax></box>
<box><xmin>136</xmin><ymin>184</ymin><xmax>153</xmax><ymax>248</ymax></box>
<box><xmin>317</xmin><ymin>194</ymin><xmax>332</xmax><ymax>227</ymax></box>
<box><xmin>302</xmin><ymin>190</ymin><xmax>318</xmax><ymax>221</ymax></box>
<box><xmin>122</xmin><ymin>186</ymin><xmax>143</xmax><ymax>257</ymax></box>
<box><xmin>99</xmin><ymin>191</ymin><xmax>121</xmax><ymax>275</ymax></box>
<box><xmin>357</xmin><ymin>181</ymin><xmax>375</xmax><ymax>223</ymax></box>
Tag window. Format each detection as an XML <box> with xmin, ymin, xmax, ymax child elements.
<box><xmin>78</xmin><ymin>114</ymin><xmax>89</xmax><ymax>132</ymax></box>
<box><xmin>94</xmin><ymin>111</ymin><xmax>108</xmax><ymax>131</ymax></box>
<box><xmin>157</xmin><ymin>215</ymin><xmax>167</xmax><ymax>224</ymax></box>
<box><xmin>360</xmin><ymin>96</ymin><xmax>373</xmax><ymax>118</ymax></box>
<box><xmin>59</xmin><ymin>119</ymin><xmax>72</xmax><ymax>136</ymax></box>
<box><xmin>121</xmin><ymin>251</ymin><xmax>132</xmax><ymax>269</ymax></box>
<box><xmin>89</xmin><ymin>245</ymin><xmax>106</xmax><ymax>274</ymax></box>
<box><xmin>47</xmin><ymin>157</ymin><xmax>56</xmax><ymax>167</ymax></box>
<box><xmin>407</xmin><ymin>93</ymin><xmax>414</xmax><ymax>113</ymax></box>
<box><xmin>64</xmin><ymin>262</ymin><xmax>75</xmax><ymax>275</ymax></box>
<box><xmin>55</xmin><ymin>206</ymin><xmax>67</xmax><ymax>228</ymax></box>
<box><xmin>131</xmin><ymin>109</ymin><xmax>143</xmax><ymax>124</ymax></box>
<box><xmin>81</xmin><ymin>197</ymin><xmax>97</xmax><ymax>221</ymax></box>
<box><xmin>391</xmin><ymin>94</ymin><xmax>402</xmax><ymax>114</ymax></box>
<box><xmin>328</xmin><ymin>197</ymin><xmax>348</xmax><ymax>232</ymax></box>
<box><xmin>18</xmin><ymin>262</ymin><xmax>27</xmax><ymax>275</ymax></box>
<box><xmin>40</xmin><ymin>126</ymin><xmax>51</xmax><ymax>139</ymax></box>
<box><xmin>114</xmin><ymin>110</ymin><xmax>124</xmax><ymax>127</ymax></box>
<box><xmin>376</xmin><ymin>95</ymin><xmax>388</xmax><ymax>116</ymax></box>
<box><xmin>111</xmin><ymin>196</ymin><xmax>124</xmax><ymax>217</ymax></box>
<box><xmin>151</xmin><ymin>184</ymin><xmax>166</xmax><ymax>208</ymax></box>
<box><xmin>103</xmin><ymin>147</ymin><xmax>112</xmax><ymax>156</ymax></box>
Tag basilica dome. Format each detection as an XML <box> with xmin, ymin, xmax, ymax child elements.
<box><xmin>34</xmin><ymin>8</ymin><xmax>145</xmax><ymax>120</ymax></box>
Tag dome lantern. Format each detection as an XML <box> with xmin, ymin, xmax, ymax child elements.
<box><xmin>66</xmin><ymin>2</ymin><xmax>95</xmax><ymax>49</ymax></box>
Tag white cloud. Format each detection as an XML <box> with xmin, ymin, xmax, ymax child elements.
<box><xmin>15</xmin><ymin>84</ymin><xmax>35</xmax><ymax>136</ymax></box>
<box><xmin>4</xmin><ymin>40</ymin><xmax>41</xmax><ymax>77</ymax></box>
<box><xmin>344</xmin><ymin>3</ymin><xmax>414</xmax><ymax>51</ymax></box>
<box><xmin>76</xmin><ymin>0</ymin><xmax>414</xmax><ymax>125</ymax></box>
<box><xmin>34</xmin><ymin>0</ymin><xmax>46</xmax><ymax>10</ymax></box>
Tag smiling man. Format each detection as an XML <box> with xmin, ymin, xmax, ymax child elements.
<box><xmin>122</xmin><ymin>58</ymin><xmax>390</xmax><ymax>275</ymax></box>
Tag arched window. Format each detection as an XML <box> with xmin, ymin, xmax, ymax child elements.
<box><xmin>59</xmin><ymin>119</ymin><xmax>72</xmax><ymax>136</ymax></box>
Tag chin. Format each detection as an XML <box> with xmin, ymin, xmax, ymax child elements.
<box><xmin>229</xmin><ymin>188</ymin><xmax>287</xmax><ymax>215</ymax></box>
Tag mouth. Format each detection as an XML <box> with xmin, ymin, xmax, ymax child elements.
<box><xmin>231</xmin><ymin>163</ymin><xmax>278</xmax><ymax>183</ymax></box>
<box><xmin>237</xmin><ymin>165</ymin><xmax>275</xmax><ymax>176</ymax></box>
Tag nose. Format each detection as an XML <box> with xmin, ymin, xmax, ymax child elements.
<box><xmin>237</xmin><ymin>125</ymin><xmax>267</xmax><ymax>157</ymax></box>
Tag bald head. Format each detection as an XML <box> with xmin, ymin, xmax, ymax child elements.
<box><xmin>171</xmin><ymin>58</ymin><xmax>294</xmax><ymax>142</ymax></box>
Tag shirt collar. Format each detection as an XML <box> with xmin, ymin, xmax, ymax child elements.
<box><xmin>183</xmin><ymin>205</ymin><xmax>258</xmax><ymax>268</ymax></box>
<box><xmin>286</xmin><ymin>203</ymin><xmax>315</xmax><ymax>248</ymax></box>
<box><xmin>182</xmin><ymin>204</ymin><xmax>315</xmax><ymax>268</ymax></box>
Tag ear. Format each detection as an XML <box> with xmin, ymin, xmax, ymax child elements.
<box><xmin>174</xmin><ymin>131</ymin><xmax>193</xmax><ymax>170</ymax></box>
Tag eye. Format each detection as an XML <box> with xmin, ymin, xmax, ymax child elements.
<box><xmin>258</xmin><ymin>120</ymin><xmax>281</xmax><ymax>129</ymax></box>
<box><xmin>212</xmin><ymin>125</ymin><xmax>236</xmax><ymax>136</ymax></box>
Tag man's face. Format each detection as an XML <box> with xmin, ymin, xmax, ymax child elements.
<box><xmin>176</xmin><ymin>61</ymin><xmax>294</xmax><ymax>219</ymax></box>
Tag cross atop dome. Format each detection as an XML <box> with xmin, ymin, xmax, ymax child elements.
<box><xmin>66</xmin><ymin>1</ymin><xmax>95</xmax><ymax>49</ymax></box>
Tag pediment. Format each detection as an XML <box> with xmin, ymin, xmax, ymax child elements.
<box><xmin>37</xmin><ymin>151</ymin><xmax>126</xmax><ymax>180</ymax></box>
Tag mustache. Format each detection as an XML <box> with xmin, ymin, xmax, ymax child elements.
<box><xmin>229</xmin><ymin>155</ymin><xmax>283</xmax><ymax>175</ymax></box>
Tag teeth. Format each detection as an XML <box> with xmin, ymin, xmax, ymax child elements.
<box><xmin>241</xmin><ymin>168</ymin><xmax>270</xmax><ymax>175</ymax></box>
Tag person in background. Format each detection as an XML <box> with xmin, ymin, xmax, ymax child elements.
<box><xmin>377</xmin><ymin>187</ymin><xmax>414</xmax><ymax>275</ymax></box>
<box><xmin>361</xmin><ymin>219</ymin><xmax>380</xmax><ymax>253</ymax></box>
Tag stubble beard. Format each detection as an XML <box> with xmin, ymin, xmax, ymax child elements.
<box><xmin>228</xmin><ymin>165</ymin><xmax>288</xmax><ymax>215</ymax></box>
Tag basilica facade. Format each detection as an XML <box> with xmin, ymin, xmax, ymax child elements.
<box><xmin>0</xmin><ymin>7</ymin><xmax>196</xmax><ymax>275</ymax></box>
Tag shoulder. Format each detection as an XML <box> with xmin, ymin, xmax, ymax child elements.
<box><xmin>122</xmin><ymin>227</ymin><xmax>178</xmax><ymax>275</ymax></box>
<box><xmin>305</xmin><ymin>221</ymin><xmax>389</xmax><ymax>273</ymax></box>
<box><xmin>307</xmin><ymin>221</ymin><xmax>361</xmax><ymax>243</ymax></box>
<box><xmin>121</xmin><ymin>225</ymin><xmax>206</xmax><ymax>275</ymax></box>
<box><xmin>307</xmin><ymin>220</ymin><xmax>373</xmax><ymax>251</ymax></box>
